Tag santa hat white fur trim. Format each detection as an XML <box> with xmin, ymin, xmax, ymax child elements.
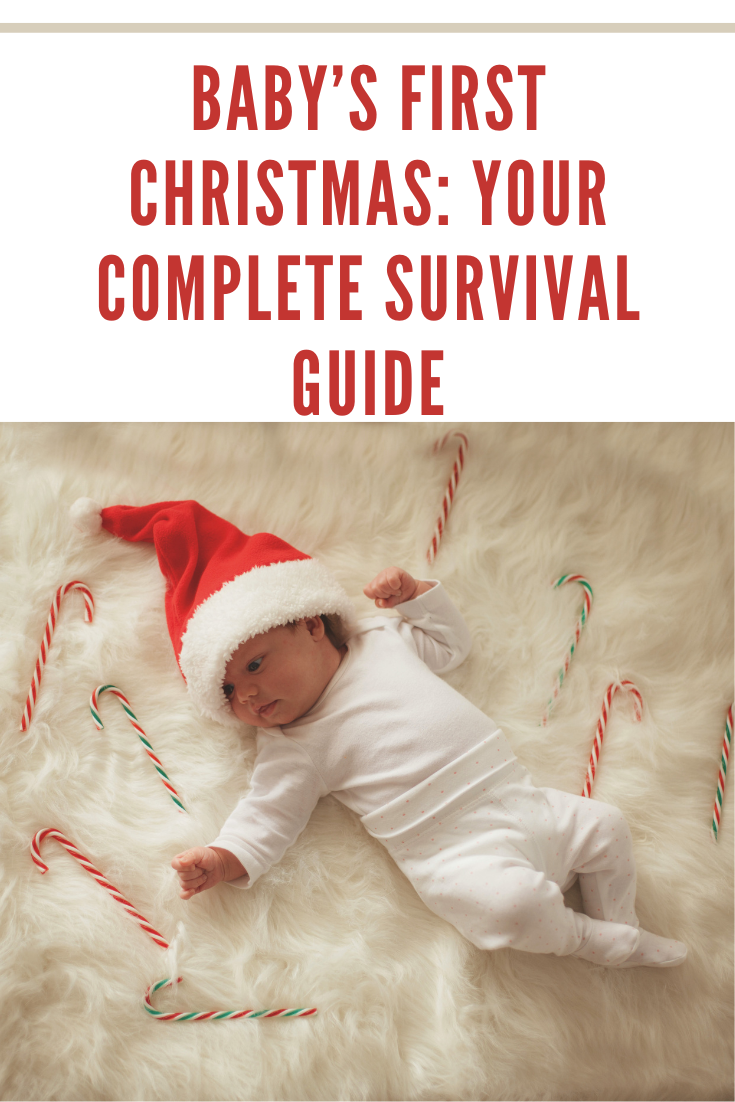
<box><xmin>70</xmin><ymin>498</ymin><xmax>103</xmax><ymax>535</ymax></box>
<box><xmin>179</xmin><ymin>557</ymin><xmax>356</xmax><ymax>725</ymax></box>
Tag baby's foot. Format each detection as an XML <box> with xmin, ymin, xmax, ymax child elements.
<box><xmin>615</xmin><ymin>929</ymin><xmax>687</xmax><ymax>968</ymax></box>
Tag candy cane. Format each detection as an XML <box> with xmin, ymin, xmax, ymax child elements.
<box><xmin>90</xmin><ymin>685</ymin><xmax>186</xmax><ymax>813</ymax></box>
<box><xmin>426</xmin><ymin>432</ymin><xmax>469</xmax><ymax>565</ymax></box>
<box><xmin>32</xmin><ymin>831</ymin><xmax>317</xmax><ymax>1019</ymax></box>
<box><xmin>581</xmin><ymin>680</ymin><xmax>643</xmax><ymax>798</ymax></box>
<box><xmin>541</xmin><ymin>574</ymin><xmax>594</xmax><ymax>726</ymax></box>
<box><xmin>144</xmin><ymin>977</ymin><xmax>317</xmax><ymax>1022</ymax></box>
<box><xmin>711</xmin><ymin>705</ymin><xmax>733</xmax><ymax>841</ymax></box>
<box><xmin>31</xmin><ymin>828</ymin><xmax>169</xmax><ymax>948</ymax></box>
<box><xmin>20</xmin><ymin>581</ymin><xmax>95</xmax><ymax>732</ymax></box>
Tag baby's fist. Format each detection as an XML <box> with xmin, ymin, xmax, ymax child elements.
<box><xmin>364</xmin><ymin>567</ymin><xmax>422</xmax><ymax>609</ymax></box>
<box><xmin>171</xmin><ymin>846</ymin><xmax>225</xmax><ymax>900</ymax></box>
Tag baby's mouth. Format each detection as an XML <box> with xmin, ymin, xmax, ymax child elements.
<box><xmin>254</xmin><ymin>700</ymin><xmax>277</xmax><ymax>718</ymax></box>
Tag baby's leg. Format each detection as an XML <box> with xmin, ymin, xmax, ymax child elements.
<box><xmin>543</xmin><ymin>789</ymin><xmax>686</xmax><ymax>967</ymax></box>
<box><xmin>488</xmin><ymin>860</ymin><xmax>642</xmax><ymax>963</ymax></box>
<box><xmin>413</xmin><ymin>852</ymin><xmax>640</xmax><ymax>964</ymax></box>
<box><xmin>472</xmin><ymin>860</ymin><xmax>684</xmax><ymax>967</ymax></box>
<box><xmin>548</xmin><ymin>793</ymin><xmax>639</xmax><ymax>925</ymax></box>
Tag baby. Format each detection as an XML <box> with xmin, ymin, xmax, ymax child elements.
<box><xmin>73</xmin><ymin>497</ymin><xmax>686</xmax><ymax>969</ymax></box>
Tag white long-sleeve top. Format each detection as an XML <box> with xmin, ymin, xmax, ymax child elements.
<box><xmin>211</xmin><ymin>581</ymin><xmax>515</xmax><ymax>887</ymax></box>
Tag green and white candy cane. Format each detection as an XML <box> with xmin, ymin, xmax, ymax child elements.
<box><xmin>541</xmin><ymin>574</ymin><xmax>594</xmax><ymax>726</ymax></box>
<box><xmin>90</xmin><ymin>684</ymin><xmax>186</xmax><ymax>813</ymax></box>
<box><xmin>712</xmin><ymin>705</ymin><xmax>733</xmax><ymax>841</ymax></box>
<box><xmin>145</xmin><ymin>977</ymin><xmax>317</xmax><ymax>1021</ymax></box>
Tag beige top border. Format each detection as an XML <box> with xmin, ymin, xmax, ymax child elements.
<box><xmin>0</xmin><ymin>22</ymin><xmax>733</xmax><ymax>33</ymax></box>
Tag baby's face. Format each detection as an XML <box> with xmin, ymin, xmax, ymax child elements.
<box><xmin>223</xmin><ymin>618</ymin><xmax>336</xmax><ymax>728</ymax></box>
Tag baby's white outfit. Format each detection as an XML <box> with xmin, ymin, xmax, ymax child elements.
<box><xmin>212</xmin><ymin>583</ymin><xmax>655</xmax><ymax>965</ymax></box>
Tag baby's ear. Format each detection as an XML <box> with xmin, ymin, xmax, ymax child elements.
<box><xmin>304</xmin><ymin>616</ymin><xmax>326</xmax><ymax>640</ymax></box>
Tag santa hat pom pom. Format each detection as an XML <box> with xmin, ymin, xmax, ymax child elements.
<box><xmin>70</xmin><ymin>497</ymin><xmax>103</xmax><ymax>535</ymax></box>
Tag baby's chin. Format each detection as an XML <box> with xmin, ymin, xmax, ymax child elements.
<box><xmin>254</xmin><ymin>704</ymin><xmax>311</xmax><ymax>729</ymax></box>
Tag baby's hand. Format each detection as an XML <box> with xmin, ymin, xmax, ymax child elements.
<box><xmin>171</xmin><ymin>847</ymin><xmax>226</xmax><ymax>900</ymax></box>
<box><xmin>364</xmin><ymin>567</ymin><xmax>427</xmax><ymax>609</ymax></box>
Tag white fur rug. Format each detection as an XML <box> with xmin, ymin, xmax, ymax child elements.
<box><xmin>0</xmin><ymin>422</ymin><xmax>732</xmax><ymax>1102</ymax></box>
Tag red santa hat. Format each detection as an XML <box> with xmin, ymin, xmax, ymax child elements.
<box><xmin>70</xmin><ymin>497</ymin><xmax>355</xmax><ymax>725</ymax></box>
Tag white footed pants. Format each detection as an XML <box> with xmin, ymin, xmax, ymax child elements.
<box><xmin>362</xmin><ymin>737</ymin><xmax>641</xmax><ymax>965</ymax></box>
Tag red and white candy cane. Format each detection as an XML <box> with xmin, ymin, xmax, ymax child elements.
<box><xmin>20</xmin><ymin>581</ymin><xmax>95</xmax><ymax>732</ymax></box>
<box><xmin>582</xmin><ymin>680</ymin><xmax>643</xmax><ymax>798</ymax></box>
<box><xmin>31</xmin><ymin>828</ymin><xmax>169</xmax><ymax>948</ymax></box>
<box><xmin>711</xmin><ymin>704</ymin><xmax>733</xmax><ymax>842</ymax></box>
<box><xmin>90</xmin><ymin>685</ymin><xmax>186</xmax><ymax>813</ymax></box>
<box><xmin>144</xmin><ymin>977</ymin><xmax>317</xmax><ymax>1022</ymax></box>
<box><xmin>541</xmin><ymin>574</ymin><xmax>594</xmax><ymax>726</ymax></box>
<box><xmin>426</xmin><ymin>432</ymin><xmax>469</xmax><ymax>565</ymax></box>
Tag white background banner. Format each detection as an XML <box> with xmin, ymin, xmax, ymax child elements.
<box><xmin>1</xmin><ymin>10</ymin><xmax>732</xmax><ymax>420</ymax></box>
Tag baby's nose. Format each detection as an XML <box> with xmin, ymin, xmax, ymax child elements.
<box><xmin>237</xmin><ymin>682</ymin><xmax>257</xmax><ymax>703</ymax></box>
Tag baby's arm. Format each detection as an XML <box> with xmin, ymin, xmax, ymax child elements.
<box><xmin>171</xmin><ymin>732</ymin><xmax>328</xmax><ymax>898</ymax></box>
<box><xmin>171</xmin><ymin>846</ymin><xmax>247</xmax><ymax>900</ymax></box>
<box><xmin>364</xmin><ymin>566</ymin><xmax>472</xmax><ymax>673</ymax></box>
<box><xmin>363</xmin><ymin>566</ymin><xmax>434</xmax><ymax>609</ymax></box>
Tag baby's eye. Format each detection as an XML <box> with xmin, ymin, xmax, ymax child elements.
<box><xmin>247</xmin><ymin>658</ymin><xmax>262</xmax><ymax>673</ymax></box>
<box><xmin>223</xmin><ymin>683</ymin><xmax>234</xmax><ymax>698</ymax></box>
